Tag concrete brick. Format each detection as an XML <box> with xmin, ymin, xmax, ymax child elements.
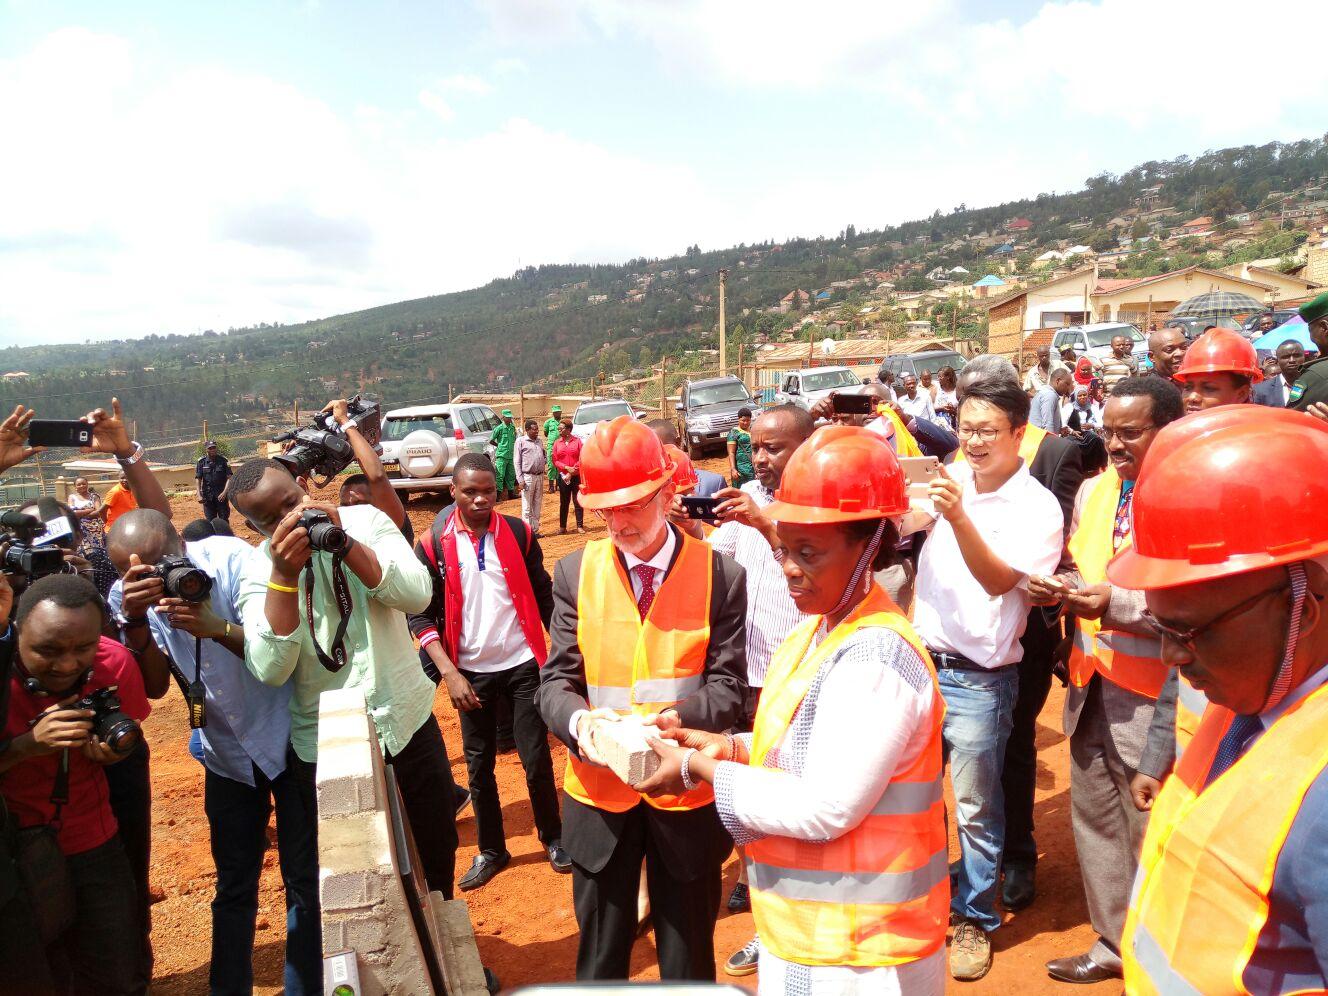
<box><xmin>315</xmin><ymin>692</ymin><xmax>380</xmax><ymax>818</ymax></box>
<box><xmin>592</xmin><ymin>718</ymin><xmax>662</xmax><ymax>785</ymax></box>
<box><xmin>344</xmin><ymin>914</ymin><xmax>390</xmax><ymax>956</ymax></box>
<box><xmin>320</xmin><ymin>868</ymin><xmax>385</xmax><ymax>914</ymax></box>
<box><xmin>430</xmin><ymin>896</ymin><xmax>490</xmax><ymax>996</ymax></box>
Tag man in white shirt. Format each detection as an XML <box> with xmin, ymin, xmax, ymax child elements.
<box><xmin>897</xmin><ymin>373</ymin><xmax>935</xmax><ymax>421</ymax></box>
<box><xmin>676</xmin><ymin>403</ymin><xmax>814</xmax><ymax>976</ymax></box>
<box><xmin>908</xmin><ymin>377</ymin><xmax>1064</xmax><ymax>982</ymax></box>
<box><xmin>408</xmin><ymin>453</ymin><xmax>566</xmax><ymax>891</ymax></box>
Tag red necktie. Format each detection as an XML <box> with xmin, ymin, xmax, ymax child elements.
<box><xmin>632</xmin><ymin>565</ymin><xmax>657</xmax><ymax>619</ymax></box>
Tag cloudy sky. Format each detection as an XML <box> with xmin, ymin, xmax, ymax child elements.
<box><xmin>2</xmin><ymin>0</ymin><xmax>1326</xmax><ymax>347</ymax></box>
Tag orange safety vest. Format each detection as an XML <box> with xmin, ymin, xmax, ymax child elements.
<box><xmin>953</xmin><ymin>423</ymin><xmax>1045</xmax><ymax>466</ymax></box>
<box><xmin>1174</xmin><ymin>675</ymin><xmax>1208</xmax><ymax>759</ymax></box>
<box><xmin>1123</xmin><ymin>680</ymin><xmax>1328</xmax><ymax>994</ymax></box>
<box><xmin>562</xmin><ymin>533</ymin><xmax>715</xmax><ymax>813</ymax></box>
<box><xmin>745</xmin><ymin>586</ymin><xmax>949</xmax><ymax>968</ymax></box>
<box><xmin>1066</xmin><ymin>467</ymin><xmax>1167</xmax><ymax>699</ymax></box>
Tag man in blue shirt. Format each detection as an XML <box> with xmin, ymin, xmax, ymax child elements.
<box><xmin>1029</xmin><ymin>368</ymin><xmax>1072</xmax><ymax>433</ymax></box>
<box><xmin>107</xmin><ymin>510</ymin><xmax>319</xmax><ymax>995</ymax></box>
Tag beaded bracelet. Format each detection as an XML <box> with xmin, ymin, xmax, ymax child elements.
<box><xmin>680</xmin><ymin>748</ymin><xmax>699</xmax><ymax>792</ymax></box>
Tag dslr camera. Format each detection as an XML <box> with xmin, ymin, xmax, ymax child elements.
<box><xmin>0</xmin><ymin>510</ymin><xmax>67</xmax><ymax>580</ymax></box>
<box><xmin>298</xmin><ymin>509</ymin><xmax>350</xmax><ymax>555</ymax></box>
<box><xmin>272</xmin><ymin>395</ymin><xmax>382</xmax><ymax>483</ymax></box>
<box><xmin>146</xmin><ymin>554</ymin><xmax>213</xmax><ymax>603</ymax></box>
<box><xmin>69</xmin><ymin>685</ymin><xmax>141</xmax><ymax>756</ymax></box>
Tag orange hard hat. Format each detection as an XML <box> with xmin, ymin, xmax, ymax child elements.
<box><xmin>1107</xmin><ymin>408</ymin><xmax>1328</xmax><ymax>590</ymax></box>
<box><xmin>664</xmin><ymin>444</ymin><xmax>699</xmax><ymax>495</ymax></box>
<box><xmin>578</xmin><ymin>415</ymin><xmax>675</xmax><ymax>510</ymax></box>
<box><xmin>765</xmin><ymin>424</ymin><xmax>908</xmax><ymax>524</ymax></box>
<box><xmin>1174</xmin><ymin>328</ymin><xmax>1263</xmax><ymax>383</ymax></box>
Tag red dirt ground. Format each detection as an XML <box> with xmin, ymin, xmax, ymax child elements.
<box><xmin>143</xmin><ymin>471</ymin><xmax>1117</xmax><ymax>994</ymax></box>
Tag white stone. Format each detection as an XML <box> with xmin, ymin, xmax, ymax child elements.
<box><xmin>591</xmin><ymin>718</ymin><xmax>662</xmax><ymax>785</ymax></box>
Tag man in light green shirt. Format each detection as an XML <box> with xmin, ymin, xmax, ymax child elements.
<box><xmin>231</xmin><ymin>458</ymin><xmax>462</xmax><ymax>899</ymax></box>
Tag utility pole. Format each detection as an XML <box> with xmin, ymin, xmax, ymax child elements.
<box><xmin>659</xmin><ymin>358</ymin><xmax>668</xmax><ymax>417</ymax></box>
<box><xmin>718</xmin><ymin>268</ymin><xmax>728</xmax><ymax>376</ymax></box>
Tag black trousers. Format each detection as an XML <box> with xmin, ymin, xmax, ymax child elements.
<box><xmin>1000</xmin><ymin>610</ymin><xmax>1060</xmax><ymax>870</ymax></box>
<box><xmin>202</xmin><ymin>495</ymin><xmax>230</xmax><ymax>521</ymax></box>
<box><xmin>558</xmin><ymin>473</ymin><xmax>584</xmax><ymax>529</ymax></box>
<box><xmin>570</xmin><ymin>801</ymin><xmax>724</xmax><ymax>981</ymax></box>
<box><xmin>104</xmin><ymin>737</ymin><xmax>152</xmax><ymax>989</ymax></box>
<box><xmin>459</xmin><ymin>660</ymin><xmax>562</xmax><ymax>857</ymax></box>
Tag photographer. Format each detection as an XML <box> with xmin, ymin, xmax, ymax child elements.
<box><xmin>229</xmin><ymin>460</ymin><xmax>462</xmax><ymax>900</ymax></box>
<box><xmin>0</xmin><ymin>573</ymin><xmax>150</xmax><ymax>995</ymax></box>
<box><xmin>106</xmin><ymin>511</ymin><xmax>319</xmax><ymax>995</ymax></box>
<box><xmin>325</xmin><ymin>397</ymin><xmax>413</xmax><ymax>544</ymax></box>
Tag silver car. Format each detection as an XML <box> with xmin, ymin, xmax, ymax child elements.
<box><xmin>378</xmin><ymin>403</ymin><xmax>499</xmax><ymax>495</ymax></box>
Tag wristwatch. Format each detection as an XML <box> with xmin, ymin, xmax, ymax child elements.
<box><xmin>116</xmin><ymin>442</ymin><xmax>145</xmax><ymax>467</ymax></box>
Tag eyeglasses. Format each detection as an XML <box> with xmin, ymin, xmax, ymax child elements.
<box><xmin>1100</xmin><ymin>425</ymin><xmax>1154</xmax><ymax>443</ymax></box>
<box><xmin>1142</xmin><ymin>582</ymin><xmax>1287</xmax><ymax>653</ymax></box>
<box><xmin>956</xmin><ymin>426</ymin><xmax>1006</xmax><ymax>443</ymax></box>
<box><xmin>592</xmin><ymin>486</ymin><xmax>664</xmax><ymax>520</ymax></box>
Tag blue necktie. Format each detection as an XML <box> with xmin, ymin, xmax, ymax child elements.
<box><xmin>1205</xmin><ymin>713</ymin><xmax>1263</xmax><ymax>787</ymax></box>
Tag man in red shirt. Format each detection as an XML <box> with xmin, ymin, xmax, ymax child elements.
<box><xmin>0</xmin><ymin>574</ymin><xmax>150</xmax><ymax>994</ymax></box>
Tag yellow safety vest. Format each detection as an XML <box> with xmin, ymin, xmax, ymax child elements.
<box><xmin>1066</xmin><ymin>468</ymin><xmax>1167</xmax><ymax>699</ymax></box>
<box><xmin>745</xmin><ymin>586</ymin><xmax>949</xmax><ymax>968</ymax></box>
<box><xmin>1123</xmin><ymin>681</ymin><xmax>1328</xmax><ymax>994</ymax></box>
<box><xmin>563</xmin><ymin>534</ymin><xmax>715</xmax><ymax>813</ymax></box>
<box><xmin>1174</xmin><ymin>675</ymin><xmax>1208</xmax><ymax>759</ymax></box>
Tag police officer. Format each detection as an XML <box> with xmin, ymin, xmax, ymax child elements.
<box><xmin>1289</xmin><ymin>289</ymin><xmax>1328</xmax><ymax>419</ymax></box>
<box><xmin>196</xmin><ymin>441</ymin><xmax>232</xmax><ymax>522</ymax></box>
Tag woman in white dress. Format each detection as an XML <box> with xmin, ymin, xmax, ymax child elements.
<box><xmin>637</xmin><ymin>425</ymin><xmax>948</xmax><ymax>995</ymax></box>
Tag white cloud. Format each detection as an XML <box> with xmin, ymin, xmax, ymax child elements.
<box><xmin>418</xmin><ymin>72</ymin><xmax>493</xmax><ymax>122</ymax></box>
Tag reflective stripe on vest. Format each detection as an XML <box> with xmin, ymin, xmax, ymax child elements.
<box><xmin>1066</xmin><ymin>467</ymin><xmax>1167</xmax><ymax>699</ymax></box>
<box><xmin>744</xmin><ymin>586</ymin><xmax>949</xmax><ymax>968</ymax></box>
<box><xmin>563</xmin><ymin>533</ymin><xmax>715</xmax><ymax>813</ymax></box>
<box><xmin>1173</xmin><ymin>676</ymin><xmax>1208</xmax><ymax>760</ymax></box>
<box><xmin>1123</xmin><ymin>681</ymin><xmax>1328</xmax><ymax>994</ymax></box>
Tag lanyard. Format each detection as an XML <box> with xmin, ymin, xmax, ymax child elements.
<box><xmin>304</xmin><ymin>554</ymin><xmax>354</xmax><ymax>673</ymax></box>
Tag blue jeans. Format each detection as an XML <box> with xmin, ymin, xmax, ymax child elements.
<box><xmin>204</xmin><ymin>751</ymin><xmax>321</xmax><ymax>996</ymax></box>
<box><xmin>939</xmin><ymin>665</ymin><xmax>1019</xmax><ymax>933</ymax></box>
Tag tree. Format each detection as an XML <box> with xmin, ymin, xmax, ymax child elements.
<box><xmin>1089</xmin><ymin>229</ymin><xmax>1117</xmax><ymax>253</ymax></box>
<box><xmin>845</xmin><ymin>223</ymin><xmax>857</xmax><ymax>241</ymax></box>
<box><xmin>1201</xmin><ymin>183</ymin><xmax>1241</xmax><ymax>222</ymax></box>
<box><xmin>1130</xmin><ymin>218</ymin><xmax>1149</xmax><ymax>240</ymax></box>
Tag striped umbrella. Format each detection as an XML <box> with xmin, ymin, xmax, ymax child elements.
<box><xmin>1171</xmin><ymin>290</ymin><xmax>1265</xmax><ymax>319</ymax></box>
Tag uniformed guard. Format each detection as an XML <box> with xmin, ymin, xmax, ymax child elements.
<box><xmin>1288</xmin><ymin>289</ymin><xmax>1328</xmax><ymax>415</ymax></box>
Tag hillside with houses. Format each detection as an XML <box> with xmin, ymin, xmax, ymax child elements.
<box><xmin>2</xmin><ymin>135</ymin><xmax>1326</xmax><ymax>440</ymax></box>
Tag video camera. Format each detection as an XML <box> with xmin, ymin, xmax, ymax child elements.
<box><xmin>146</xmin><ymin>554</ymin><xmax>213</xmax><ymax>603</ymax></box>
<box><xmin>0</xmin><ymin>510</ymin><xmax>68</xmax><ymax>580</ymax></box>
<box><xmin>272</xmin><ymin>395</ymin><xmax>382</xmax><ymax>483</ymax></box>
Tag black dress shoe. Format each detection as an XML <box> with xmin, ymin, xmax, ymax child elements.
<box><xmin>727</xmin><ymin>881</ymin><xmax>750</xmax><ymax>912</ymax></box>
<box><xmin>459</xmin><ymin>851</ymin><xmax>511</xmax><ymax>891</ymax></box>
<box><xmin>547</xmin><ymin>841</ymin><xmax>572</xmax><ymax>873</ymax></box>
<box><xmin>1046</xmin><ymin>952</ymin><xmax>1122</xmax><ymax>984</ymax></box>
<box><xmin>1002</xmin><ymin>864</ymin><xmax>1036</xmax><ymax>911</ymax></box>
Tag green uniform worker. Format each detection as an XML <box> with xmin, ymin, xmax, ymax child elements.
<box><xmin>543</xmin><ymin>405</ymin><xmax>562</xmax><ymax>486</ymax></box>
<box><xmin>491</xmin><ymin>409</ymin><xmax>518</xmax><ymax>499</ymax></box>
<box><xmin>1289</xmin><ymin>290</ymin><xmax>1328</xmax><ymax>418</ymax></box>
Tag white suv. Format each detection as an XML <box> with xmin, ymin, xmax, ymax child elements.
<box><xmin>378</xmin><ymin>403</ymin><xmax>499</xmax><ymax>495</ymax></box>
<box><xmin>773</xmin><ymin>366</ymin><xmax>863</xmax><ymax>412</ymax></box>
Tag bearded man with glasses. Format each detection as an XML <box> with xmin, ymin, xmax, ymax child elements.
<box><xmin>904</xmin><ymin>377</ymin><xmax>1065</xmax><ymax>981</ymax></box>
<box><xmin>1026</xmin><ymin>375</ymin><xmax>1184</xmax><ymax>984</ymax></box>
<box><xmin>1102</xmin><ymin>406</ymin><xmax>1328</xmax><ymax>994</ymax></box>
<box><xmin>537</xmin><ymin>415</ymin><xmax>747</xmax><ymax>981</ymax></box>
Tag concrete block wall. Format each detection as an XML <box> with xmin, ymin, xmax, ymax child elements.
<box><xmin>316</xmin><ymin>687</ymin><xmax>432</xmax><ymax>995</ymax></box>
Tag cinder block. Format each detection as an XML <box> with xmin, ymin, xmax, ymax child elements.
<box><xmin>591</xmin><ymin>718</ymin><xmax>662</xmax><ymax>785</ymax></box>
<box><xmin>429</xmin><ymin>896</ymin><xmax>490</xmax><ymax>996</ymax></box>
<box><xmin>320</xmin><ymin>868</ymin><xmax>385</xmax><ymax>914</ymax></box>
<box><xmin>344</xmin><ymin>914</ymin><xmax>389</xmax><ymax>956</ymax></box>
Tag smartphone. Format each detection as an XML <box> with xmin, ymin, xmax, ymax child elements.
<box><xmin>898</xmin><ymin>455</ymin><xmax>941</xmax><ymax>501</ymax></box>
<box><xmin>831</xmin><ymin>393</ymin><xmax>874</xmax><ymax>415</ymax></box>
<box><xmin>27</xmin><ymin>419</ymin><xmax>93</xmax><ymax>448</ymax></box>
<box><xmin>680</xmin><ymin>495</ymin><xmax>720</xmax><ymax>523</ymax></box>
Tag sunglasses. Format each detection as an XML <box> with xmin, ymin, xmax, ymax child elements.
<box><xmin>1142</xmin><ymin>582</ymin><xmax>1288</xmax><ymax>653</ymax></box>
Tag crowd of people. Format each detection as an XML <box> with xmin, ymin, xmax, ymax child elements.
<box><xmin>1</xmin><ymin>288</ymin><xmax>1327</xmax><ymax>995</ymax></box>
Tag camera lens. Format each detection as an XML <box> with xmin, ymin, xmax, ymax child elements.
<box><xmin>165</xmin><ymin>565</ymin><xmax>212</xmax><ymax>602</ymax></box>
<box><xmin>98</xmin><ymin>714</ymin><xmax>142</xmax><ymax>755</ymax></box>
<box><xmin>307</xmin><ymin>520</ymin><xmax>349</xmax><ymax>554</ymax></box>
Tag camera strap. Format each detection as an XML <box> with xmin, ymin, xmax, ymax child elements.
<box><xmin>304</xmin><ymin>553</ymin><xmax>353</xmax><ymax>673</ymax></box>
<box><xmin>159</xmin><ymin>635</ymin><xmax>207</xmax><ymax>729</ymax></box>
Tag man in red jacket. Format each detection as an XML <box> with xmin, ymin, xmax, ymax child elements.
<box><xmin>408</xmin><ymin>452</ymin><xmax>567</xmax><ymax>891</ymax></box>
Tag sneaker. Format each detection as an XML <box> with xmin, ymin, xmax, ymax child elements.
<box><xmin>724</xmin><ymin>937</ymin><xmax>760</xmax><ymax>978</ymax></box>
<box><xmin>950</xmin><ymin>920</ymin><xmax>993</xmax><ymax>982</ymax></box>
<box><xmin>727</xmin><ymin>881</ymin><xmax>750</xmax><ymax>913</ymax></box>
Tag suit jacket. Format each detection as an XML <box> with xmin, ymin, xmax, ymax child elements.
<box><xmin>1252</xmin><ymin>376</ymin><xmax>1291</xmax><ymax>408</ymax></box>
<box><xmin>1022</xmin><ymin>429</ymin><xmax>1086</xmax><ymax>638</ymax></box>
<box><xmin>537</xmin><ymin>526</ymin><xmax>748</xmax><ymax>875</ymax></box>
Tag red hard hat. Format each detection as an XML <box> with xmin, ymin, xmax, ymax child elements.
<box><xmin>578</xmin><ymin>415</ymin><xmax>675</xmax><ymax>510</ymax></box>
<box><xmin>766</xmin><ymin>424</ymin><xmax>908</xmax><ymax>524</ymax></box>
<box><xmin>1107</xmin><ymin>408</ymin><xmax>1328</xmax><ymax>590</ymax></box>
<box><xmin>664</xmin><ymin>444</ymin><xmax>699</xmax><ymax>495</ymax></box>
<box><xmin>1174</xmin><ymin>328</ymin><xmax>1263</xmax><ymax>383</ymax></box>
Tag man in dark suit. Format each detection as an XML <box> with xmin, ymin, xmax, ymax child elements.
<box><xmin>538</xmin><ymin>415</ymin><xmax>747</xmax><ymax>981</ymax></box>
<box><xmin>1252</xmin><ymin>340</ymin><xmax>1306</xmax><ymax>407</ymax></box>
<box><xmin>958</xmin><ymin>355</ymin><xmax>1086</xmax><ymax>912</ymax></box>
